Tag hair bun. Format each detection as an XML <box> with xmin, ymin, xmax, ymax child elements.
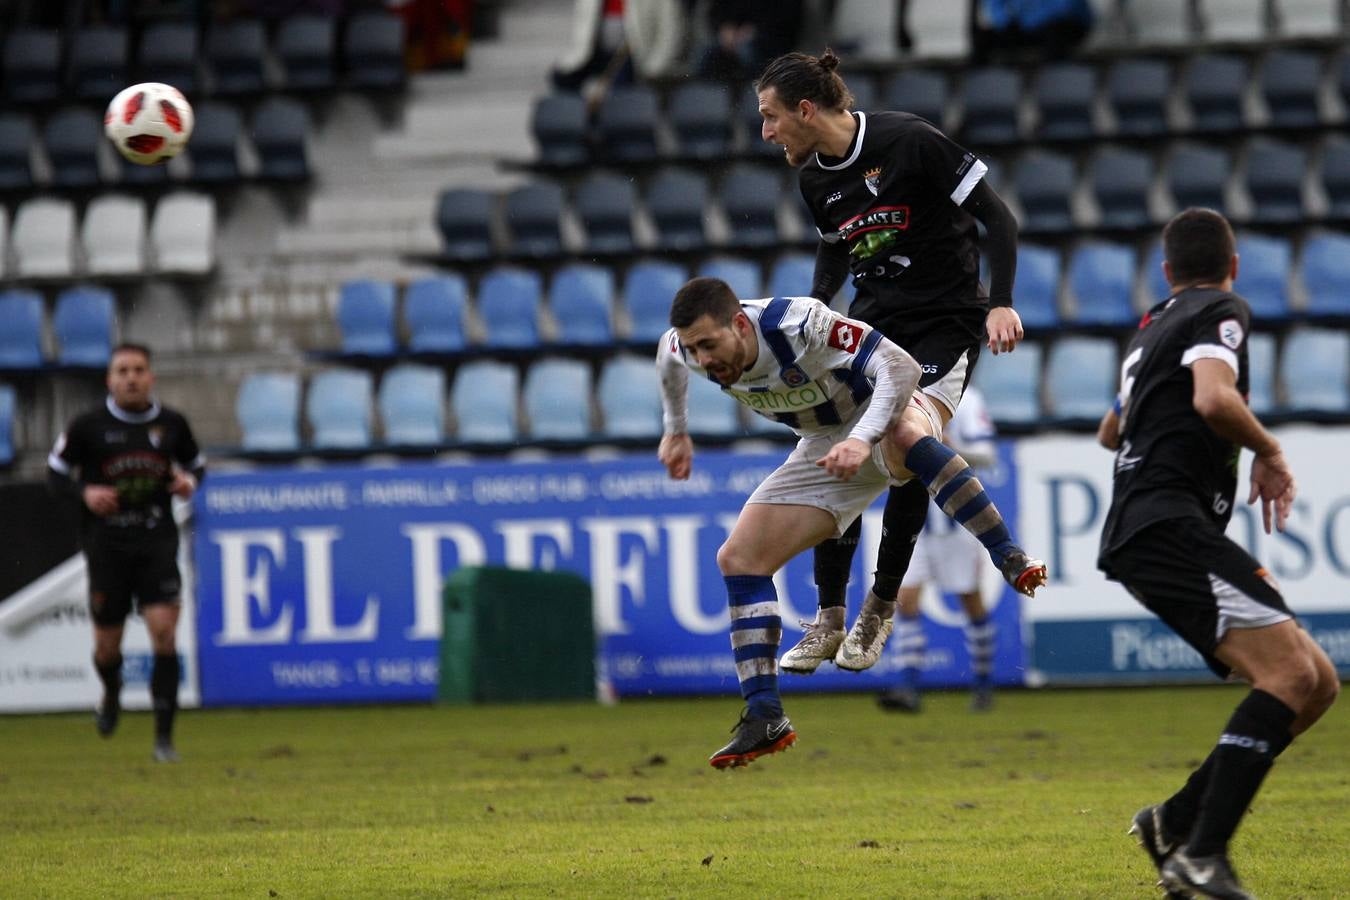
<box><xmin>819</xmin><ymin>49</ymin><xmax>840</xmax><ymax>71</ymax></box>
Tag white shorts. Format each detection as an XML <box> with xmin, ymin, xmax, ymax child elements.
<box><xmin>901</xmin><ymin>508</ymin><xmax>985</xmax><ymax>594</ymax></box>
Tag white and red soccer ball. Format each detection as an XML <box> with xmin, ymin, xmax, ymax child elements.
<box><xmin>104</xmin><ymin>82</ymin><xmax>194</xmax><ymax>165</ymax></box>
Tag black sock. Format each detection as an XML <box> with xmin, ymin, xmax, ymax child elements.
<box><xmin>814</xmin><ymin>517</ymin><xmax>861</xmax><ymax>609</ymax></box>
<box><xmin>95</xmin><ymin>653</ymin><xmax>123</xmax><ymax>703</ymax></box>
<box><xmin>870</xmin><ymin>480</ymin><xmax>929</xmax><ymax>601</ymax></box>
<box><xmin>1163</xmin><ymin>716</ymin><xmax>1296</xmax><ymax>839</ymax></box>
<box><xmin>1186</xmin><ymin>689</ymin><xmax>1296</xmax><ymax>857</ymax></box>
<box><xmin>151</xmin><ymin>653</ymin><xmax>180</xmax><ymax>743</ymax></box>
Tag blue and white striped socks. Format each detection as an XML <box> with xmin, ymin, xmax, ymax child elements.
<box><xmin>965</xmin><ymin>615</ymin><xmax>996</xmax><ymax>686</ymax></box>
<box><xmin>905</xmin><ymin>436</ymin><xmax>1017</xmax><ymax>568</ymax></box>
<box><xmin>897</xmin><ymin>613</ymin><xmax>926</xmax><ymax>688</ymax></box>
<box><xmin>724</xmin><ymin>575</ymin><xmax>783</xmax><ymax>718</ymax></box>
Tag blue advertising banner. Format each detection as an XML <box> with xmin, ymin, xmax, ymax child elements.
<box><xmin>193</xmin><ymin>447</ymin><xmax>1025</xmax><ymax>706</ymax></box>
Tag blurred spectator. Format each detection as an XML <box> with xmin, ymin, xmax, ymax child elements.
<box><xmin>553</xmin><ymin>0</ymin><xmax>686</xmax><ymax>93</ymax></box>
<box><xmin>970</xmin><ymin>0</ymin><xmax>1092</xmax><ymax>64</ymax></box>
<box><xmin>694</xmin><ymin>0</ymin><xmax>803</xmax><ymax>83</ymax></box>
<box><xmin>389</xmin><ymin>0</ymin><xmax>473</xmax><ymax>71</ymax></box>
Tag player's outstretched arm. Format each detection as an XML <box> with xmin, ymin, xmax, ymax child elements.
<box><xmin>965</xmin><ymin>181</ymin><xmax>1022</xmax><ymax>355</ymax></box>
<box><xmin>815</xmin><ymin>327</ymin><xmax>921</xmax><ymax>481</ymax></box>
<box><xmin>659</xmin><ymin>433</ymin><xmax>694</xmax><ymax>481</ymax></box>
<box><xmin>656</xmin><ymin>331</ymin><xmax>693</xmax><ymax>480</ymax></box>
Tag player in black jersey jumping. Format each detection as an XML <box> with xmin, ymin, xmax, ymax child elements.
<box><xmin>48</xmin><ymin>343</ymin><xmax>205</xmax><ymax>763</ymax></box>
<box><xmin>753</xmin><ymin>49</ymin><xmax>1045</xmax><ymax>675</ymax></box>
<box><xmin>1097</xmin><ymin>209</ymin><xmax>1338</xmax><ymax>899</ymax></box>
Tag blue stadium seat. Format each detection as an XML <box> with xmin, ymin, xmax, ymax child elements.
<box><xmin>1244</xmin><ymin>138</ymin><xmax>1307</xmax><ymax>224</ymax></box>
<box><xmin>574</xmin><ymin>172</ymin><xmax>636</xmax><ymax>254</ymax></box>
<box><xmin>596</xmin><ymin>86</ymin><xmax>659</xmax><ymax>163</ymax></box>
<box><xmin>236</xmin><ymin>372</ymin><xmax>301</xmax><ymax>452</ymax></box>
<box><xmin>971</xmin><ymin>340</ymin><xmax>1042</xmax><ymax>426</ymax></box>
<box><xmin>624</xmin><ymin>260</ymin><xmax>686</xmax><ymax>344</ymax></box>
<box><xmin>504</xmin><ymin>182</ymin><xmax>564</xmax><ymax>258</ymax></box>
<box><xmin>598</xmin><ymin>356</ymin><xmax>662</xmax><ymax>439</ymax></box>
<box><xmin>1322</xmin><ymin>135</ymin><xmax>1350</xmax><ymax>219</ymax></box>
<box><xmin>2</xmin><ymin>28</ymin><xmax>61</xmax><ymax>104</ymax></box>
<box><xmin>188</xmin><ymin>101</ymin><xmax>243</xmax><ymax>183</ymax></box>
<box><xmin>549</xmin><ymin>264</ymin><xmax>613</xmax><ymax>346</ymax></box>
<box><xmin>883</xmin><ymin>68</ymin><xmax>948</xmax><ymax>128</ymax></box>
<box><xmin>1090</xmin><ymin>146</ymin><xmax>1154</xmax><ymax>230</ymax></box>
<box><xmin>405</xmin><ymin>275</ymin><xmax>469</xmax><ymax>353</ymax></box>
<box><xmin>136</xmin><ymin>21</ymin><xmax>199</xmax><ymax>93</ymax></box>
<box><xmin>53</xmin><ymin>287</ymin><xmax>115</xmax><ymax>368</ymax></box>
<box><xmin>646</xmin><ymin>167</ymin><xmax>709</xmax><ymax>252</ymax></box>
<box><xmin>0</xmin><ymin>383</ymin><xmax>14</xmax><ymax>466</ymax></box>
<box><xmin>1260</xmin><ymin>49</ymin><xmax>1322</xmax><ymax>129</ymax></box>
<box><xmin>961</xmin><ymin>67</ymin><xmax>1022</xmax><ymax>145</ymax></box>
<box><xmin>669</xmin><ymin>81</ymin><xmax>732</xmax><ymax>159</ymax></box>
<box><xmin>1237</xmin><ymin>233</ymin><xmax>1292</xmax><ymax>322</ymax></box>
<box><xmin>1167</xmin><ymin>144</ymin><xmax>1229</xmax><ymax>213</ymax></box>
<box><xmin>686</xmin><ymin>371</ymin><xmax>741</xmax><ymax>437</ymax></box>
<box><xmin>1299</xmin><ymin>232</ymin><xmax>1350</xmax><ymax>318</ymax></box>
<box><xmin>69</xmin><ymin>26</ymin><xmax>128</xmax><ymax>101</ymax></box>
<box><xmin>1185</xmin><ymin>54</ymin><xmax>1249</xmax><ymax>132</ymax></box>
<box><xmin>1107</xmin><ymin>58</ymin><xmax>1171</xmax><ymax>137</ymax></box>
<box><xmin>768</xmin><ymin>253</ymin><xmax>816</xmax><ymax>300</ymax></box>
<box><xmin>1068</xmin><ymin>242</ymin><xmax>1137</xmax><ymax>327</ymax></box>
<box><xmin>336</xmin><ymin>279</ymin><xmax>398</xmax><ymax>356</ymax></box>
<box><xmin>252</xmin><ymin>98</ymin><xmax>311</xmax><ymax>181</ymax></box>
<box><xmin>721</xmin><ymin>163</ymin><xmax>784</xmax><ymax>248</ymax></box>
<box><xmin>1034</xmin><ymin>62</ymin><xmax>1097</xmax><ymax>140</ymax></box>
<box><xmin>1014</xmin><ymin>150</ymin><xmax>1076</xmax><ymax>233</ymax></box>
<box><xmin>0</xmin><ymin>290</ymin><xmax>44</xmax><ymax>368</ymax></box>
<box><xmin>44</xmin><ymin>108</ymin><xmax>103</xmax><ymax>189</ymax></box>
<box><xmin>1279</xmin><ymin>328</ymin><xmax>1350</xmax><ymax>414</ymax></box>
<box><xmin>378</xmin><ymin>363</ymin><xmax>445</xmax><ymax>447</ymax></box>
<box><xmin>206</xmin><ymin>20</ymin><xmax>266</xmax><ymax>94</ymax></box>
<box><xmin>1144</xmin><ymin>239</ymin><xmax>1171</xmax><ymax>302</ymax></box>
<box><xmin>531</xmin><ymin>92</ymin><xmax>589</xmax><ymax>166</ymax></box>
<box><xmin>451</xmin><ymin>360</ymin><xmax>519</xmax><ymax>443</ymax></box>
<box><xmin>306</xmin><ymin>368</ymin><xmax>374</xmax><ymax>449</ymax></box>
<box><xmin>1045</xmin><ymin>337</ymin><xmax>1119</xmax><ymax>422</ymax></box>
<box><xmin>276</xmin><ymin>15</ymin><xmax>336</xmax><ymax>91</ymax></box>
<box><xmin>478</xmin><ymin>267</ymin><xmax>542</xmax><ymax>348</ymax></box>
<box><xmin>524</xmin><ymin>358</ymin><xmax>593</xmax><ymax>440</ymax></box>
<box><xmin>698</xmin><ymin>257</ymin><xmax>762</xmax><ymax>299</ymax></box>
<box><xmin>435</xmin><ymin>188</ymin><xmax>495</xmax><ymax>262</ymax></box>
<box><xmin>0</xmin><ymin>113</ymin><xmax>35</xmax><ymax>191</ymax></box>
<box><xmin>1012</xmin><ymin>245</ymin><xmax>1061</xmax><ymax>329</ymax></box>
<box><xmin>1246</xmin><ymin>332</ymin><xmax>1276</xmax><ymax>416</ymax></box>
<box><xmin>343</xmin><ymin>12</ymin><xmax>406</xmax><ymax>89</ymax></box>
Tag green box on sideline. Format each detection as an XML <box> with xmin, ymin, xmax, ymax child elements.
<box><xmin>439</xmin><ymin>566</ymin><xmax>595</xmax><ymax>703</ymax></box>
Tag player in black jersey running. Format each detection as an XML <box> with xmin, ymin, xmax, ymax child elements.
<box><xmin>48</xmin><ymin>343</ymin><xmax>205</xmax><ymax>763</ymax></box>
<box><xmin>1097</xmin><ymin>209</ymin><xmax>1338</xmax><ymax>900</ymax></box>
<box><xmin>754</xmin><ymin>49</ymin><xmax>1045</xmax><ymax>675</ymax></box>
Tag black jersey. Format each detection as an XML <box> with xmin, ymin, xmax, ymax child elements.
<box><xmin>48</xmin><ymin>396</ymin><xmax>203</xmax><ymax>541</ymax></box>
<box><xmin>1099</xmin><ymin>287</ymin><xmax>1252</xmax><ymax>555</ymax></box>
<box><xmin>798</xmin><ymin>111</ymin><xmax>988</xmax><ymax>323</ymax></box>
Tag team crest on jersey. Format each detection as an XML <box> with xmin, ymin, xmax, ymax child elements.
<box><xmin>780</xmin><ymin>364</ymin><xmax>810</xmax><ymax>387</ymax></box>
<box><xmin>148</xmin><ymin>426</ymin><xmax>164</xmax><ymax>448</ymax></box>
<box><xmin>1218</xmin><ymin>318</ymin><xmax>1244</xmax><ymax>350</ymax></box>
<box><xmin>863</xmin><ymin>166</ymin><xmax>882</xmax><ymax>196</ymax></box>
<box><xmin>828</xmin><ymin>321</ymin><xmax>864</xmax><ymax>353</ymax></box>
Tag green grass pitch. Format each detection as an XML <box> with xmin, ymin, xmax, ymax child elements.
<box><xmin>2</xmin><ymin>685</ymin><xmax>1347</xmax><ymax>898</ymax></box>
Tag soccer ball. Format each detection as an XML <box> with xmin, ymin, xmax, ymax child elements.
<box><xmin>104</xmin><ymin>82</ymin><xmax>194</xmax><ymax>165</ymax></box>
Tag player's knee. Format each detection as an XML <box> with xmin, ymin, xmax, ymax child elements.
<box><xmin>716</xmin><ymin>540</ymin><xmax>753</xmax><ymax>576</ymax></box>
<box><xmin>1273</xmin><ymin>653</ymin><xmax>1319</xmax><ymax>704</ymax></box>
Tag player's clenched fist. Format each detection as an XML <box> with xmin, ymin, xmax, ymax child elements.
<box><xmin>659</xmin><ymin>433</ymin><xmax>693</xmax><ymax>480</ymax></box>
<box><xmin>815</xmin><ymin>437</ymin><xmax>870</xmax><ymax>481</ymax></box>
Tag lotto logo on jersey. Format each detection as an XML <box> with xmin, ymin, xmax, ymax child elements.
<box><xmin>828</xmin><ymin>321</ymin><xmax>864</xmax><ymax>352</ymax></box>
<box><xmin>1218</xmin><ymin>318</ymin><xmax>1244</xmax><ymax>350</ymax></box>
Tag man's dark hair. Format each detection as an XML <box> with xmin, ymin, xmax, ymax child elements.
<box><xmin>670</xmin><ymin>277</ymin><xmax>741</xmax><ymax>329</ymax></box>
<box><xmin>110</xmin><ymin>342</ymin><xmax>152</xmax><ymax>365</ymax></box>
<box><xmin>755</xmin><ymin>48</ymin><xmax>854</xmax><ymax>112</ymax></box>
<box><xmin>1162</xmin><ymin>208</ymin><xmax>1236</xmax><ymax>287</ymax></box>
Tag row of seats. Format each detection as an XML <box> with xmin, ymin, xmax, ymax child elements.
<box><xmin>1</xmin><ymin>14</ymin><xmax>405</xmax><ymax>106</ymax></box>
<box><xmin>0</xmin><ymin>285</ymin><xmax>116</xmax><ymax>369</ymax></box>
<box><xmin>0</xmin><ymin>97</ymin><xmax>311</xmax><ymax>192</ymax></box>
<box><xmin>0</xmin><ymin>382</ymin><xmax>13</xmax><ymax>465</ymax></box>
<box><xmin>1</xmin><ymin>193</ymin><xmax>215</xmax><ymax>281</ymax></box>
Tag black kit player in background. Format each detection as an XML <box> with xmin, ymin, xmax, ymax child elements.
<box><xmin>47</xmin><ymin>343</ymin><xmax>206</xmax><ymax>763</ymax></box>
<box><xmin>754</xmin><ymin>49</ymin><xmax>1044</xmax><ymax>676</ymax></box>
<box><xmin>1097</xmin><ymin>209</ymin><xmax>1338</xmax><ymax>900</ymax></box>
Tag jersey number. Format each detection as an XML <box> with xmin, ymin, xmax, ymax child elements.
<box><xmin>1118</xmin><ymin>346</ymin><xmax>1144</xmax><ymax>410</ymax></box>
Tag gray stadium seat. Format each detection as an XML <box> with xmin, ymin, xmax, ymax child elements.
<box><xmin>252</xmin><ymin>98</ymin><xmax>311</xmax><ymax>181</ymax></box>
<box><xmin>151</xmin><ymin>192</ymin><xmax>216</xmax><ymax>275</ymax></box>
<box><xmin>669</xmin><ymin>81</ymin><xmax>732</xmax><ymax>159</ymax></box>
<box><xmin>596</xmin><ymin>86</ymin><xmax>659</xmax><ymax>163</ymax></box>
<box><xmin>504</xmin><ymin>182</ymin><xmax>564</xmax><ymax>258</ymax></box>
<box><xmin>1013</xmin><ymin>150</ymin><xmax>1077</xmax><ymax>233</ymax></box>
<box><xmin>206</xmin><ymin>20</ymin><xmax>267</xmax><ymax>94</ymax></box>
<box><xmin>188</xmin><ymin>101</ymin><xmax>244</xmax><ymax>184</ymax></box>
<box><xmin>720</xmin><ymin>163</ymin><xmax>784</xmax><ymax>248</ymax></box>
<box><xmin>961</xmin><ymin>67</ymin><xmax>1022</xmax><ymax>146</ymax></box>
<box><xmin>1167</xmin><ymin>144</ymin><xmax>1230</xmax><ymax>213</ymax></box>
<box><xmin>343</xmin><ymin>12</ymin><xmax>406</xmax><ymax>89</ymax></box>
<box><xmin>379</xmin><ymin>363</ymin><xmax>446</xmax><ymax>447</ymax></box>
<box><xmin>1321</xmin><ymin>135</ymin><xmax>1350</xmax><ymax>218</ymax></box>
<box><xmin>237</xmin><ymin>372</ymin><xmax>301</xmax><ymax>452</ymax></box>
<box><xmin>524</xmin><ymin>358</ymin><xmax>593</xmax><ymax>441</ymax></box>
<box><xmin>531</xmin><ymin>92</ymin><xmax>589</xmax><ymax>166</ymax></box>
<box><xmin>44</xmin><ymin>107</ymin><xmax>103</xmax><ymax>189</ymax></box>
<box><xmin>0</xmin><ymin>113</ymin><xmax>35</xmax><ymax>191</ymax></box>
<box><xmin>1107</xmin><ymin>59</ymin><xmax>1171</xmax><ymax>137</ymax></box>
<box><xmin>137</xmin><ymin>21</ymin><xmax>199</xmax><ymax>93</ymax></box>
<box><xmin>2</xmin><ymin>28</ymin><xmax>61</xmax><ymax>104</ymax></box>
<box><xmin>69</xmin><ymin>26</ymin><xmax>129</xmax><ymax>101</ymax></box>
<box><xmin>883</xmin><ymin>68</ymin><xmax>948</xmax><ymax>128</ymax></box>
<box><xmin>306</xmin><ymin>368</ymin><xmax>374</xmax><ymax>449</ymax></box>
<box><xmin>451</xmin><ymin>360</ymin><xmax>519</xmax><ymax>444</ymax></box>
<box><xmin>82</xmin><ymin>194</ymin><xmax>147</xmax><ymax>277</ymax></box>
<box><xmin>13</xmin><ymin>198</ymin><xmax>76</xmax><ymax>279</ymax></box>
<box><xmin>574</xmin><ymin>172</ymin><xmax>637</xmax><ymax>255</ymax></box>
<box><xmin>1185</xmin><ymin>55</ymin><xmax>1249</xmax><ymax>133</ymax></box>
<box><xmin>436</xmin><ymin>188</ymin><xmax>495</xmax><ymax>262</ymax></box>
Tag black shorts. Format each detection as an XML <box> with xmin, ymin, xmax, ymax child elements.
<box><xmin>858</xmin><ymin>306</ymin><xmax>984</xmax><ymax>416</ymax></box>
<box><xmin>84</xmin><ymin>535</ymin><xmax>182</xmax><ymax>627</ymax></box>
<box><xmin>1099</xmin><ymin>517</ymin><xmax>1293</xmax><ymax>678</ymax></box>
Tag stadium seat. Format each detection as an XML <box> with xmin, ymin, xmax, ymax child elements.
<box><xmin>188</xmin><ymin>101</ymin><xmax>243</xmax><ymax>183</ymax></box>
<box><xmin>960</xmin><ymin>67</ymin><xmax>1022</xmax><ymax>145</ymax></box>
<box><xmin>721</xmin><ymin>163</ymin><xmax>783</xmax><ymax>249</ymax></box>
<box><xmin>1067</xmin><ymin>242</ymin><xmax>1138</xmax><ymax>327</ymax></box>
<box><xmin>669</xmin><ymin>81</ymin><xmax>733</xmax><ymax>159</ymax></box>
<box><xmin>549</xmin><ymin>263</ymin><xmax>614</xmax><ymax>346</ymax></box>
<box><xmin>2</xmin><ymin>28</ymin><xmax>61</xmax><ymax>104</ymax></box>
<box><xmin>1322</xmin><ymin>135</ymin><xmax>1350</xmax><ymax>218</ymax></box>
<box><xmin>1299</xmin><ymin>232</ymin><xmax>1350</xmax><ymax>318</ymax></box>
<box><xmin>435</xmin><ymin>188</ymin><xmax>495</xmax><ymax>262</ymax></box>
<box><xmin>1184</xmin><ymin>55</ymin><xmax>1249</xmax><ymax>133</ymax></box>
<box><xmin>1201</xmin><ymin>0</ymin><xmax>1268</xmax><ymax>41</ymax></box>
<box><xmin>574</xmin><ymin>172</ymin><xmax>637</xmax><ymax>254</ymax></box>
<box><xmin>0</xmin><ymin>383</ymin><xmax>14</xmax><ymax>466</ymax></box>
<box><xmin>478</xmin><ymin>267</ymin><xmax>542</xmax><ymax>348</ymax></box>
<box><xmin>451</xmin><ymin>360</ymin><xmax>519</xmax><ymax>443</ymax></box>
<box><xmin>1013</xmin><ymin>150</ymin><xmax>1077</xmax><ymax>233</ymax></box>
<box><xmin>1090</xmin><ymin>146</ymin><xmax>1155</xmax><ymax>230</ymax></box>
<box><xmin>206</xmin><ymin>20</ymin><xmax>266</xmax><ymax>94</ymax></box>
<box><xmin>136</xmin><ymin>21</ymin><xmax>199</xmax><ymax>93</ymax></box>
<box><xmin>1167</xmin><ymin>144</ymin><xmax>1230</xmax><ymax>213</ymax></box>
<box><xmin>69</xmin><ymin>26</ymin><xmax>128</xmax><ymax>101</ymax></box>
<box><xmin>1260</xmin><ymin>49</ymin><xmax>1323</xmax><ymax>129</ymax></box>
<box><xmin>405</xmin><ymin>274</ymin><xmax>470</xmax><ymax>353</ymax></box>
<box><xmin>767</xmin><ymin>253</ymin><xmax>816</xmax><ymax>300</ymax></box>
<box><xmin>883</xmin><ymin>68</ymin><xmax>948</xmax><ymax>128</ymax></box>
<box><xmin>646</xmin><ymin>167</ymin><xmax>709</xmax><ymax>252</ymax></box>
<box><xmin>596</xmin><ymin>86</ymin><xmax>660</xmax><ymax>163</ymax></box>
<box><xmin>523</xmin><ymin>358</ymin><xmax>593</xmax><ymax>440</ymax></box>
<box><xmin>0</xmin><ymin>290</ymin><xmax>44</xmax><ymax>369</ymax></box>
<box><xmin>53</xmin><ymin>286</ymin><xmax>116</xmax><ymax>368</ymax></box>
<box><xmin>236</xmin><ymin>372</ymin><xmax>301</xmax><ymax>452</ymax></box>
<box><xmin>598</xmin><ymin>356</ymin><xmax>662</xmax><ymax>439</ymax></box>
<box><xmin>0</xmin><ymin>113</ymin><xmax>36</xmax><ymax>191</ymax></box>
<box><xmin>698</xmin><ymin>257</ymin><xmax>762</xmax><ymax>299</ymax></box>
<box><xmin>336</xmin><ymin>279</ymin><xmax>397</xmax><ymax>356</ymax></box>
<box><xmin>1237</xmin><ymin>233</ymin><xmax>1293</xmax><ymax>322</ymax></box>
<box><xmin>1121</xmin><ymin>0</ymin><xmax>1196</xmax><ymax>44</ymax></box>
<box><xmin>685</xmin><ymin>371</ymin><xmax>741</xmax><ymax>437</ymax></box>
<box><xmin>738</xmin><ymin>91</ymin><xmax>780</xmax><ymax>158</ymax></box>
<box><xmin>1244</xmin><ymin>138</ymin><xmax>1307</xmax><ymax>224</ymax></box>
<box><xmin>1044</xmin><ymin>337</ymin><xmax>1119</xmax><ymax>422</ymax></box>
<box><xmin>1033</xmin><ymin>62</ymin><xmax>1097</xmax><ymax>140</ymax></box>
<box><xmin>83</xmin><ymin>194</ymin><xmax>147</xmax><ymax>277</ymax></box>
<box><xmin>1279</xmin><ymin>328</ymin><xmax>1350</xmax><ymax>414</ymax></box>
<box><xmin>971</xmin><ymin>339</ymin><xmax>1042</xmax><ymax>426</ymax></box>
<box><xmin>276</xmin><ymin>15</ymin><xmax>337</xmax><ymax>91</ymax></box>
<box><xmin>306</xmin><ymin>368</ymin><xmax>374</xmax><ymax>449</ymax></box>
<box><xmin>1246</xmin><ymin>332</ymin><xmax>1276</xmax><ymax>416</ymax></box>
<box><xmin>624</xmin><ymin>259</ymin><xmax>686</xmax><ymax>344</ymax></box>
<box><xmin>343</xmin><ymin>12</ymin><xmax>406</xmax><ymax>89</ymax></box>
<box><xmin>252</xmin><ymin>98</ymin><xmax>311</xmax><ymax>181</ymax></box>
<box><xmin>902</xmin><ymin>0</ymin><xmax>970</xmax><ymax>56</ymax></box>
<box><xmin>1106</xmin><ymin>58</ymin><xmax>1171</xmax><ymax>137</ymax></box>
<box><xmin>378</xmin><ymin>363</ymin><xmax>445</xmax><ymax>447</ymax></box>
<box><xmin>151</xmin><ymin>192</ymin><xmax>216</xmax><ymax>275</ymax></box>
<box><xmin>1339</xmin><ymin>51</ymin><xmax>1350</xmax><ymax>112</ymax></box>
<box><xmin>1144</xmin><ymin>239</ymin><xmax>1171</xmax><ymax>302</ymax></box>
<box><xmin>0</xmin><ymin>205</ymin><xmax>7</xmax><ymax>279</ymax></box>
<box><xmin>504</xmin><ymin>181</ymin><xmax>565</xmax><ymax>258</ymax></box>
<box><xmin>12</xmin><ymin>198</ymin><xmax>77</xmax><ymax>279</ymax></box>
<box><xmin>1279</xmin><ymin>0</ymin><xmax>1341</xmax><ymax>37</ymax></box>
<box><xmin>531</xmin><ymin>92</ymin><xmax>589</xmax><ymax>166</ymax></box>
<box><xmin>1011</xmin><ymin>244</ymin><xmax>1061</xmax><ymax>329</ymax></box>
<box><xmin>44</xmin><ymin>107</ymin><xmax>103</xmax><ymax>189</ymax></box>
